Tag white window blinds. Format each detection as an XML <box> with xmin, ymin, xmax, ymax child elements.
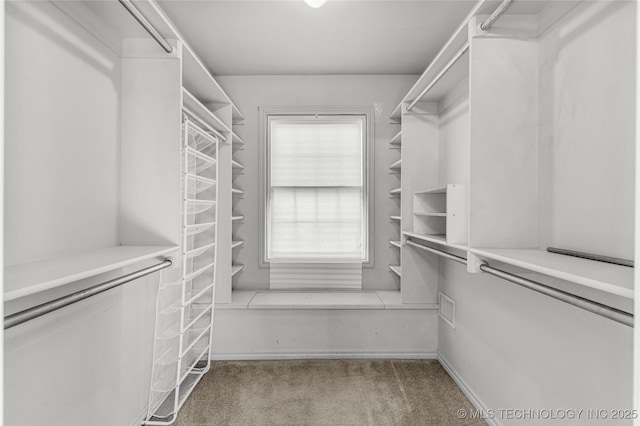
<box><xmin>268</xmin><ymin>116</ymin><xmax>366</xmax><ymax>261</ymax></box>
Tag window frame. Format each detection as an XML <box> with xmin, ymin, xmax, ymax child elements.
<box><xmin>258</xmin><ymin>105</ymin><xmax>374</xmax><ymax>267</ymax></box>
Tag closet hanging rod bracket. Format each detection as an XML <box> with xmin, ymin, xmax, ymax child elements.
<box><xmin>118</xmin><ymin>0</ymin><xmax>174</xmax><ymax>54</ymax></box>
<box><xmin>4</xmin><ymin>258</ymin><xmax>173</xmax><ymax>330</ymax></box>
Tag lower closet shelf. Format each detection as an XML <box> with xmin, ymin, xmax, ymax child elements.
<box><xmin>4</xmin><ymin>245</ymin><xmax>179</xmax><ymax>302</ymax></box>
<box><xmin>470</xmin><ymin>248</ymin><xmax>634</xmax><ymax>299</ymax></box>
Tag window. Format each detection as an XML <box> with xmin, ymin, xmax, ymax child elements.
<box><xmin>261</xmin><ymin>108</ymin><xmax>372</xmax><ymax>265</ymax></box>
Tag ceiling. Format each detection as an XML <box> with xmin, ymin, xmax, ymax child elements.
<box><xmin>156</xmin><ymin>0</ymin><xmax>551</xmax><ymax>76</ymax></box>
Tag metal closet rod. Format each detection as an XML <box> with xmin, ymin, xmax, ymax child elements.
<box><xmin>406</xmin><ymin>0</ymin><xmax>514</xmax><ymax>112</ymax></box>
<box><xmin>118</xmin><ymin>0</ymin><xmax>173</xmax><ymax>54</ymax></box>
<box><xmin>405</xmin><ymin>238</ymin><xmax>634</xmax><ymax>328</ymax></box>
<box><xmin>4</xmin><ymin>259</ymin><xmax>173</xmax><ymax>330</ymax></box>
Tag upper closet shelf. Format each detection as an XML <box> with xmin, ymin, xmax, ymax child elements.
<box><xmin>231</xmin><ymin>160</ymin><xmax>245</xmax><ymax>170</ymax></box>
<box><xmin>183</xmin><ymin>88</ymin><xmax>231</xmax><ymax>136</ymax></box>
<box><xmin>79</xmin><ymin>0</ymin><xmax>244</xmax><ymax>120</ymax></box>
<box><xmin>5</xmin><ymin>245</ymin><xmax>179</xmax><ymax>301</ymax></box>
<box><xmin>470</xmin><ymin>248</ymin><xmax>634</xmax><ymax>299</ymax></box>
<box><xmin>389</xmin><ymin>104</ymin><xmax>402</xmax><ymax>122</ymax></box>
<box><xmin>389</xmin><ymin>160</ymin><xmax>402</xmax><ymax>170</ymax></box>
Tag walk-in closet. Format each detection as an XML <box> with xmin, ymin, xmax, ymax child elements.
<box><xmin>3</xmin><ymin>0</ymin><xmax>639</xmax><ymax>424</ymax></box>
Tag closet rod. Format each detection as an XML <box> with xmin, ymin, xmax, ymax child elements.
<box><xmin>405</xmin><ymin>0</ymin><xmax>487</xmax><ymax>112</ymax></box>
<box><xmin>405</xmin><ymin>240</ymin><xmax>467</xmax><ymax>265</ymax></box>
<box><xmin>118</xmin><ymin>0</ymin><xmax>174</xmax><ymax>54</ymax></box>
<box><xmin>406</xmin><ymin>42</ymin><xmax>470</xmax><ymax>112</ymax></box>
<box><xmin>480</xmin><ymin>0</ymin><xmax>514</xmax><ymax>31</ymax></box>
<box><xmin>405</xmin><ymin>238</ymin><xmax>634</xmax><ymax>327</ymax></box>
<box><xmin>183</xmin><ymin>109</ymin><xmax>228</xmax><ymax>142</ymax></box>
<box><xmin>4</xmin><ymin>259</ymin><xmax>173</xmax><ymax>330</ymax></box>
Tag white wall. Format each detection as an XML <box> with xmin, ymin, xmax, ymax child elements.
<box><xmin>217</xmin><ymin>75</ymin><xmax>417</xmax><ymax>291</ymax></box>
<box><xmin>4</xmin><ymin>0</ymin><xmax>120</xmax><ymax>266</ymax></box>
<box><xmin>4</xmin><ymin>263</ymin><xmax>161</xmax><ymax>426</ymax></box>
<box><xmin>438</xmin><ymin>260</ymin><xmax>633</xmax><ymax>425</ymax></box>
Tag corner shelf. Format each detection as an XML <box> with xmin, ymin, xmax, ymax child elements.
<box><xmin>413</xmin><ymin>184</ymin><xmax>466</xmax><ymax>246</ymax></box>
<box><xmin>389</xmin><ymin>240</ymin><xmax>402</xmax><ymax>249</ymax></box>
<box><xmin>389</xmin><ymin>265</ymin><xmax>402</xmax><ymax>277</ymax></box>
<box><xmin>231</xmin><ymin>264</ymin><xmax>244</xmax><ymax>277</ymax></box>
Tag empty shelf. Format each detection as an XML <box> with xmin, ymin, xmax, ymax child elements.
<box><xmin>5</xmin><ymin>245</ymin><xmax>179</xmax><ymax>301</ymax></box>
<box><xmin>389</xmin><ymin>104</ymin><xmax>402</xmax><ymax>122</ymax></box>
<box><xmin>402</xmin><ymin>231</ymin><xmax>467</xmax><ymax>251</ymax></box>
<box><xmin>232</xmin><ymin>132</ymin><xmax>245</xmax><ymax>145</ymax></box>
<box><xmin>389</xmin><ymin>160</ymin><xmax>402</xmax><ymax>170</ymax></box>
<box><xmin>389</xmin><ymin>131</ymin><xmax>401</xmax><ymax>145</ymax></box>
<box><xmin>232</xmin><ymin>215</ymin><xmax>244</xmax><ymax>222</ymax></box>
<box><xmin>390</xmin><ymin>216</ymin><xmax>401</xmax><ymax>221</ymax></box>
<box><xmin>390</xmin><ymin>240</ymin><xmax>401</xmax><ymax>249</ymax></box>
<box><xmin>231</xmin><ymin>240</ymin><xmax>244</xmax><ymax>249</ymax></box>
<box><xmin>470</xmin><ymin>248</ymin><xmax>634</xmax><ymax>299</ymax></box>
<box><xmin>231</xmin><ymin>264</ymin><xmax>244</xmax><ymax>276</ymax></box>
<box><xmin>415</xmin><ymin>187</ymin><xmax>447</xmax><ymax>195</ymax></box>
<box><xmin>415</xmin><ymin>212</ymin><xmax>446</xmax><ymax>217</ymax></box>
<box><xmin>182</xmin><ymin>88</ymin><xmax>231</xmax><ymax>135</ymax></box>
<box><xmin>390</xmin><ymin>188</ymin><xmax>402</xmax><ymax>195</ymax></box>
<box><xmin>389</xmin><ymin>265</ymin><xmax>402</xmax><ymax>277</ymax></box>
<box><xmin>231</xmin><ymin>160</ymin><xmax>244</xmax><ymax>170</ymax></box>
<box><xmin>231</xmin><ymin>187</ymin><xmax>244</xmax><ymax>195</ymax></box>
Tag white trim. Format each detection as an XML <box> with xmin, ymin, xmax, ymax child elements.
<box><xmin>437</xmin><ymin>352</ymin><xmax>500</xmax><ymax>426</ymax></box>
<box><xmin>211</xmin><ymin>352</ymin><xmax>438</xmax><ymax>361</ymax></box>
<box><xmin>258</xmin><ymin>105</ymin><xmax>375</xmax><ymax>268</ymax></box>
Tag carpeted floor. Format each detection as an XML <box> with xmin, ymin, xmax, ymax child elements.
<box><xmin>173</xmin><ymin>359</ymin><xmax>486</xmax><ymax>426</ymax></box>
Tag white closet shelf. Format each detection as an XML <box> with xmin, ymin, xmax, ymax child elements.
<box><xmin>231</xmin><ymin>240</ymin><xmax>245</xmax><ymax>249</ymax></box>
<box><xmin>389</xmin><ymin>160</ymin><xmax>402</xmax><ymax>170</ymax></box>
<box><xmin>182</xmin><ymin>88</ymin><xmax>231</xmax><ymax>135</ymax></box>
<box><xmin>389</xmin><ymin>104</ymin><xmax>402</xmax><ymax>122</ymax></box>
<box><xmin>390</xmin><ymin>188</ymin><xmax>402</xmax><ymax>196</ymax></box>
<box><xmin>231</xmin><ymin>187</ymin><xmax>244</xmax><ymax>195</ymax></box>
<box><xmin>390</xmin><ymin>215</ymin><xmax>402</xmax><ymax>221</ymax></box>
<box><xmin>5</xmin><ymin>245</ymin><xmax>179</xmax><ymax>301</ymax></box>
<box><xmin>389</xmin><ymin>240</ymin><xmax>401</xmax><ymax>249</ymax></box>
<box><xmin>389</xmin><ymin>131</ymin><xmax>402</xmax><ymax>145</ymax></box>
<box><xmin>232</xmin><ymin>215</ymin><xmax>245</xmax><ymax>222</ymax></box>
<box><xmin>415</xmin><ymin>212</ymin><xmax>446</xmax><ymax>217</ymax></box>
<box><xmin>402</xmin><ymin>231</ymin><xmax>467</xmax><ymax>251</ymax></box>
<box><xmin>232</xmin><ymin>132</ymin><xmax>245</xmax><ymax>145</ymax></box>
<box><xmin>415</xmin><ymin>187</ymin><xmax>447</xmax><ymax>194</ymax></box>
<box><xmin>231</xmin><ymin>160</ymin><xmax>245</xmax><ymax>169</ymax></box>
<box><xmin>389</xmin><ymin>265</ymin><xmax>402</xmax><ymax>277</ymax></box>
<box><xmin>231</xmin><ymin>264</ymin><xmax>244</xmax><ymax>276</ymax></box>
<box><xmin>470</xmin><ymin>248</ymin><xmax>634</xmax><ymax>299</ymax></box>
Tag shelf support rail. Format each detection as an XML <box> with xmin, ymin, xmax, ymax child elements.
<box><xmin>118</xmin><ymin>0</ymin><xmax>174</xmax><ymax>54</ymax></box>
<box><xmin>479</xmin><ymin>0</ymin><xmax>514</xmax><ymax>31</ymax></box>
<box><xmin>4</xmin><ymin>259</ymin><xmax>173</xmax><ymax>330</ymax></box>
<box><xmin>405</xmin><ymin>238</ymin><xmax>634</xmax><ymax>327</ymax></box>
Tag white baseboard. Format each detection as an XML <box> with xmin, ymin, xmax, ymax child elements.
<box><xmin>437</xmin><ymin>351</ymin><xmax>500</xmax><ymax>426</ymax></box>
<box><xmin>211</xmin><ymin>352</ymin><xmax>438</xmax><ymax>361</ymax></box>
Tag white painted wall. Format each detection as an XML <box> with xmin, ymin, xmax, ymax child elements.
<box><xmin>216</xmin><ymin>75</ymin><xmax>418</xmax><ymax>291</ymax></box>
<box><xmin>438</xmin><ymin>260</ymin><xmax>633</xmax><ymax>426</ymax></box>
<box><xmin>4</xmin><ymin>0</ymin><xmax>121</xmax><ymax>265</ymax></box>
<box><xmin>4</xmin><ymin>263</ymin><xmax>162</xmax><ymax>426</ymax></box>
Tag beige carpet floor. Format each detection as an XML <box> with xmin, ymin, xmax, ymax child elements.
<box><xmin>173</xmin><ymin>359</ymin><xmax>485</xmax><ymax>426</ymax></box>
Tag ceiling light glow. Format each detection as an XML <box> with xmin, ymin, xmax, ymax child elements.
<box><xmin>304</xmin><ymin>0</ymin><xmax>327</xmax><ymax>8</ymax></box>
